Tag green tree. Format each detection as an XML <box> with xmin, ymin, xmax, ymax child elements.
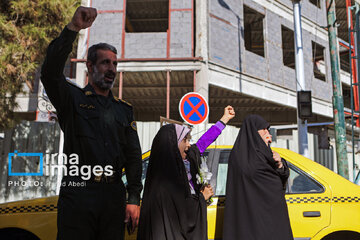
<box><xmin>0</xmin><ymin>0</ymin><xmax>80</xmax><ymax>130</ymax></box>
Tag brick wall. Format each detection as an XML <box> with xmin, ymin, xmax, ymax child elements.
<box><xmin>87</xmin><ymin>0</ymin><xmax>193</xmax><ymax>59</ymax></box>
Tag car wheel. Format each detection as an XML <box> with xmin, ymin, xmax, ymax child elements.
<box><xmin>0</xmin><ymin>228</ymin><xmax>39</xmax><ymax>240</ymax></box>
<box><xmin>321</xmin><ymin>231</ymin><xmax>360</xmax><ymax>240</ymax></box>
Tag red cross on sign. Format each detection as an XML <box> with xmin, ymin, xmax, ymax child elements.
<box><xmin>179</xmin><ymin>92</ymin><xmax>209</xmax><ymax>125</ymax></box>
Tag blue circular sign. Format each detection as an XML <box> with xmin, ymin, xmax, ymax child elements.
<box><xmin>179</xmin><ymin>92</ymin><xmax>209</xmax><ymax>125</ymax></box>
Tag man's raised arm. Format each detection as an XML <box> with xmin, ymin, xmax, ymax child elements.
<box><xmin>41</xmin><ymin>7</ymin><xmax>97</xmax><ymax>113</ymax></box>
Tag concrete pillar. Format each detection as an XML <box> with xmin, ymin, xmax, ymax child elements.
<box><xmin>195</xmin><ymin>0</ymin><xmax>209</xmax><ymax>61</ymax></box>
<box><xmin>195</xmin><ymin>64</ymin><xmax>209</xmax><ymax>102</ymax></box>
<box><xmin>75</xmin><ymin>63</ymin><xmax>87</xmax><ymax>88</ymax></box>
<box><xmin>195</xmin><ymin>0</ymin><xmax>209</xmax><ymax>102</ymax></box>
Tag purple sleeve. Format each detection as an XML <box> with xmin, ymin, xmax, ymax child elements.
<box><xmin>195</xmin><ymin>121</ymin><xmax>225</xmax><ymax>154</ymax></box>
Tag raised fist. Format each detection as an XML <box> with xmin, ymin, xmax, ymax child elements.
<box><xmin>220</xmin><ymin>105</ymin><xmax>235</xmax><ymax>124</ymax></box>
<box><xmin>67</xmin><ymin>6</ymin><xmax>97</xmax><ymax>32</ymax></box>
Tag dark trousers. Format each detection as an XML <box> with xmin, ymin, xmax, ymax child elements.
<box><xmin>57</xmin><ymin>179</ymin><xmax>126</xmax><ymax>240</ymax></box>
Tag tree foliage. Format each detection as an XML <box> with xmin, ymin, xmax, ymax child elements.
<box><xmin>0</xmin><ymin>0</ymin><xmax>80</xmax><ymax>130</ymax></box>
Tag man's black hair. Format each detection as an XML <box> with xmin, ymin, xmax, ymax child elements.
<box><xmin>87</xmin><ymin>43</ymin><xmax>117</xmax><ymax>63</ymax></box>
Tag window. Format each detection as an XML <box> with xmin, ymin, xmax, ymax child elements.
<box><xmin>215</xmin><ymin>150</ymin><xmax>231</xmax><ymax>196</ymax></box>
<box><xmin>342</xmin><ymin>83</ymin><xmax>351</xmax><ymax>109</ymax></box>
<box><xmin>244</xmin><ymin>5</ymin><xmax>265</xmax><ymax>57</ymax></box>
<box><xmin>213</xmin><ymin>150</ymin><xmax>324</xmax><ymax>196</ymax></box>
<box><xmin>281</xmin><ymin>26</ymin><xmax>295</xmax><ymax>69</ymax></box>
<box><xmin>309</xmin><ymin>0</ymin><xmax>321</xmax><ymax>9</ymax></box>
<box><xmin>286</xmin><ymin>163</ymin><xmax>323</xmax><ymax>194</ymax></box>
<box><xmin>312</xmin><ymin>41</ymin><xmax>326</xmax><ymax>81</ymax></box>
<box><xmin>125</xmin><ymin>0</ymin><xmax>169</xmax><ymax>32</ymax></box>
<box><xmin>340</xmin><ymin>50</ymin><xmax>350</xmax><ymax>73</ymax></box>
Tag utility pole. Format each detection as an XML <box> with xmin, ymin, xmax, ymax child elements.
<box><xmin>356</xmin><ymin>5</ymin><xmax>360</xmax><ymax>183</ymax></box>
<box><xmin>326</xmin><ymin>0</ymin><xmax>349</xmax><ymax>179</ymax></box>
<box><xmin>292</xmin><ymin>0</ymin><xmax>309</xmax><ymax>158</ymax></box>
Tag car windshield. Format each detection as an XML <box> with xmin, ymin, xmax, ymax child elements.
<box><xmin>215</xmin><ymin>150</ymin><xmax>230</xmax><ymax>196</ymax></box>
<box><xmin>211</xmin><ymin>150</ymin><xmax>324</xmax><ymax>196</ymax></box>
<box><xmin>122</xmin><ymin>148</ymin><xmax>324</xmax><ymax>198</ymax></box>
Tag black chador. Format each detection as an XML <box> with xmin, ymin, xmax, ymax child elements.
<box><xmin>137</xmin><ymin>124</ymin><xmax>207</xmax><ymax>240</ymax></box>
<box><xmin>223</xmin><ymin>115</ymin><xmax>293</xmax><ymax>240</ymax></box>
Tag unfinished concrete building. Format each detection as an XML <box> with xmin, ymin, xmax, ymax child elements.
<box><xmin>73</xmin><ymin>0</ymin><xmax>332</xmax><ymax>125</ymax></box>
<box><xmin>66</xmin><ymin>0</ymin><xmax>357</xmax><ymax>177</ymax></box>
<box><xmin>65</xmin><ymin>0</ymin><xmax>334</xmax><ymax>122</ymax></box>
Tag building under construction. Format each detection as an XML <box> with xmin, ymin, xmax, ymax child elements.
<box><xmin>70</xmin><ymin>0</ymin><xmax>360</xmax><ymax>178</ymax></box>
<box><xmin>1</xmin><ymin>0</ymin><xmax>360</xmax><ymax>202</ymax></box>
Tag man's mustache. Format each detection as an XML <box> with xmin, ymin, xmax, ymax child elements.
<box><xmin>104</xmin><ymin>71</ymin><xmax>116</xmax><ymax>80</ymax></box>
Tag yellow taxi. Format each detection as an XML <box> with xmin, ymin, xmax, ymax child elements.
<box><xmin>0</xmin><ymin>147</ymin><xmax>359</xmax><ymax>240</ymax></box>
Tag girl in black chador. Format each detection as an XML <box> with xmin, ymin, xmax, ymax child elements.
<box><xmin>223</xmin><ymin>115</ymin><xmax>293</xmax><ymax>240</ymax></box>
<box><xmin>137</xmin><ymin>106</ymin><xmax>235</xmax><ymax>240</ymax></box>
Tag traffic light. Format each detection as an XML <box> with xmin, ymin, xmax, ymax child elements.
<box><xmin>297</xmin><ymin>90</ymin><xmax>312</xmax><ymax>119</ymax></box>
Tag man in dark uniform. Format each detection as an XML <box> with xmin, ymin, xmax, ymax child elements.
<box><xmin>41</xmin><ymin>6</ymin><xmax>142</xmax><ymax>240</ymax></box>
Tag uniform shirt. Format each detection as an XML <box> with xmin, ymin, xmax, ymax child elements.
<box><xmin>41</xmin><ymin>27</ymin><xmax>142</xmax><ymax>205</ymax></box>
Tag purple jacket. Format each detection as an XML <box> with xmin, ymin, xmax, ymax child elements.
<box><xmin>184</xmin><ymin>121</ymin><xmax>225</xmax><ymax>194</ymax></box>
<box><xmin>196</xmin><ymin>121</ymin><xmax>225</xmax><ymax>154</ymax></box>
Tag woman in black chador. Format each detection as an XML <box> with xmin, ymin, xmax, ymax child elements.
<box><xmin>136</xmin><ymin>124</ymin><xmax>211</xmax><ymax>240</ymax></box>
<box><xmin>223</xmin><ymin>115</ymin><xmax>293</xmax><ymax>240</ymax></box>
<box><xmin>138</xmin><ymin>107</ymin><xmax>235</xmax><ymax>240</ymax></box>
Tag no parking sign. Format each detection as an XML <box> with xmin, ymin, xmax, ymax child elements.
<box><xmin>179</xmin><ymin>92</ymin><xmax>209</xmax><ymax>125</ymax></box>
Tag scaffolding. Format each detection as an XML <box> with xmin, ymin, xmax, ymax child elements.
<box><xmin>346</xmin><ymin>0</ymin><xmax>360</xmax><ymax>183</ymax></box>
